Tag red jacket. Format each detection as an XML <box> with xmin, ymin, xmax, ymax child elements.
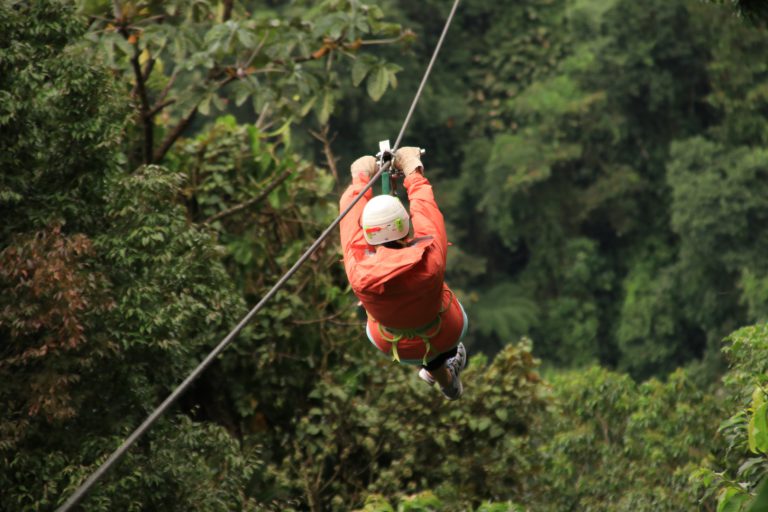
<box><xmin>339</xmin><ymin>172</ymin><xmax>465</xmax><ymax>362</ymax></box>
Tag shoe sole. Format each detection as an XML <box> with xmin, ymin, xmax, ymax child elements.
<box><xmin>443</xmin><ymin>377</ymin><xmax>463</xmax><ymax>400</ymax></box>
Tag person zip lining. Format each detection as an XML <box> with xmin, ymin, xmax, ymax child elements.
<box><xmin>339</xmin><ymin>146</ymin><xmax>469</xmax><ymax>399</ymax></box>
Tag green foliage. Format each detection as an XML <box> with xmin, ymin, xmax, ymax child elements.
<box><xmin>96</xmin><ymin>165</ymin><xmax>245</xmax><ymax>384</ymax></box>
<box><xmin>475</xmin><ymin>502</ymin><xmax>526</xmax><ymax>512</ymax></box>
<box><xmin>0</xmin><ymin>163</ymin><xmax>251</xmax><ymax>509</ymax></box>
<box><xmin>706</xmin><ymin>12</ymin><xmax>768</xmax><ymax>146</ymax></box>
<box><xmin>2</xmin><ymin>415</ymin><xmax>265</xmax><ymax>511</ymax></box>
<box><xmin>707</xmin><ymin>0</ymin><xmax>768</xmax><ymax>24</ymax></box>
<box><xmin>163</xmin><ymin>113</ymin><xmax>355</xmax><ymax>437</ymax></box>
<box><xmin>357</xmin><ymin>494</ymin><xmax>396</xmax><ymax>512</ymax></box>
<box><xmin>691</xmin><ymin>324</ymin><xmax>768</xmax><ymax>512</ymax></box>
<box><xmin>0</xmin><ymin>0</ymin><xmax>127</xmax><ymax>236</ymax></box>
<box><xmin>0</xmin><ymin>225</ymin><xmax>113</xmax><ymax>439</ymax></box>
<box><xmin>0</xmin><ymin>3</ymin><xmax>259</xmax><ymax>509</ymax></box>
<box><xmin>9</xmin><ymin>0</ymin><xmax>768</xmax><ymax>510</ymax></box>
<box><xmin>79</xmin><ymin>0</ymin><xmax>407</xmax><ymax>165</ymax></box>
<box><xmin>471</xmin><ymin>283</ymin><xmax>539</xmax><ymax>349</ymax></box>
<box><xmin>613</xmin><ymin>242</ymin><xmax>690</xmax><ymax>376</ymax></box>
<box><xmin>0</xmin><ymin>0</ymin><xmax>126</xmax><ymax>455</ymax></box>
<box><xmin>535</xmin><ymin>237</ymin><xmax>614</xmax><ymax>367</ymax></box>
<box><xmin>746</xmin><ymin>479</ymin><xmax>768</xmax><ymax>512</ymax></box>
<box><xmin>354</xmin><ymin>492</ymin><xmax>525</xmax><ymax>512</ymax></box>
<box><xmin>668</xmin><ymin>138</ymin><xmax>768</xmax><ymax>272</ymax></box>
<box><xmin>273</xmin><ymin>342</ymin><xmax>546</xmax><ymax>511</ymax></box>
<box><xmin>530</xmin><ymin>365</ymin><xmax>724</xmax><ymax>511</ymax></box>
<box><xmin>353</xmin><ymin>54</ymin><xmax>403</xmax><ymax>102</ymax></box>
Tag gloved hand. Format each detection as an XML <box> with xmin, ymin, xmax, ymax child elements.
<box><xmin>394</xmin><ymin>146</ymin><xmax>423</xmax><ymax>176</ymax></box>
<box><xmin>350</xmin><ymin>155</ymin><xmax>377</xmax><ymax>180</ymax></box>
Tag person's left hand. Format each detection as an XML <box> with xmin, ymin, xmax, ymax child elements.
<box><xmin>394</xmin><ymin>147</ymin><xmax>424</xmax><ymax>176</ymax></box>
<box><xmin>350</xmin><ymin>155</ymin><xmax>377</xmax><ymax>179</ymax></box>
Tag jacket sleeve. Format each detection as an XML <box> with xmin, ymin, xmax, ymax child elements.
<box><xmin>339</xmin><ymin>174</ymin><xmax>374</xmax><ymax>262</ymax></box>
<box><xmin>403</xmin><ymin>173</ymin><xmax>448</xmax><ymax>261</ymax></box>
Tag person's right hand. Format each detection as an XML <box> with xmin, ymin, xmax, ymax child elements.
<box><xmin>394</xmin><ymin>147</ymin><xmax>424</xmax><ymax>176</ymax></box>
<box><xmin>350</xmin><ymin>155</ymin><xmax>377</xmax><ymax>180</ymax></box>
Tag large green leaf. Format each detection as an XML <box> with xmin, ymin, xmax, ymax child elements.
<box><xmin>366</xmin><ymin>66</ymin><xmax>389</xmax><ymax>102</ymax></box>
<box><xmin>747</xmin><ymin>478</ymin><xmax>768</xmax><ymax>512</ymax></box>
<box><xmin>352</xmin><ymin>55</ymin><xmax>376</xmax><ymax>87</ymax></box>
<box><xmin>316</xmin><ymin>88</ymin><xmax>334</xmax><ymax>124</ymax></box>
<box><xmin>750</xmin><ymin>402</ymin><xmax>768</xmax><ymax>454</ymax></box>
<box><xmin>718</xmin><ymin>488</ymin><xmax>750</xmax><ymax>512</ymax></box>
<box><xmin>385</xmin><ymin>62</ymin><xmax>402</xmax><ymax>89</ymax></box>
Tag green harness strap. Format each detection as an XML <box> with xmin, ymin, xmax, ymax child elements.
<box><xmin>373</xmin><ymin>290</ymin><xmax>454</xmax><ymax>365</ymax></box>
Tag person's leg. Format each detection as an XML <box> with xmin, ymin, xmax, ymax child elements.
<box><xmin>428</xmin><ymin>364</ymin><xmax>453</xmax><ymax>388</ymax></box>
<box><xmin>420</xmin><ymin>300</ymin><xmax>470</xmax><ymax>388</ymax></box>
<box><xmin>419</xmin><ymin>346</ymin><xmax>457</xmax><ymax>386</ymax></box>
<box><xmin>419</xmin><ymin>344</ymin><xmax>467</xmax><ymax>400</ymax></box>
<box><xmin>438</xmin><ymin>343</ymin><xmax>467</xmax><ymax>400</ymax></box>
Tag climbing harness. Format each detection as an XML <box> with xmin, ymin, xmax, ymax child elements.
<box><xmin>372</xmin><ymin>289</ymin><xmax>455</xmax><ymax>365</ymax></box>
<box><xmin>57</xmin><ymin>1</ymin><xmax>461</xmax><ymax>510</ymax></box>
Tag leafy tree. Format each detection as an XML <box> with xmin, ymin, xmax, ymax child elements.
<box><xmin>354</xmin><ymin>492</ymin><xmax>525</xmax><ymax>512</ymax></box>
<box><xmin>708</xmin><ymin>0</ymin><xmax>768</xmax><ymax>24</ymax></box>
<box><xmin>275</xmin><ymin>341</ymin><xmax>547</xmax><ymax>511</ymax></box>
<box><xmin>692</xmin><ymin>323</ymin><xmax>768</xmax><ymax>512</ymax></box>
<box><xmin>1</xmin><ymin>2</ymin><xmax>258</xmax><ymax>509</ymax></box>
<box><xmin>79</xmin><ymin>0</ymin><xmax>410</xmax><ymax>168</ymax></box>
<box><xmin>0</xmin><ymin>0</ymin><xmax>126</xmax><ymax>237</ymax></box>
<box><xmin>166</xmin><ymin>115</ymin><xmax>355</xmax><ymax>436</ymax></box>
<box><xmin>0</xmin><ymin>0</ymin><xmax>128</xmax><ymax>453</ymax></box>
<box><xmin>528</xmin><ymin>365</ymin><xmax>724</xmax><ymax>511</ymax></box>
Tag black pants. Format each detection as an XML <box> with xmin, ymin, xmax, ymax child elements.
<box><xmin>423</xmin><ymin>346</ymin><xmax>458</xmax><ymax>372</ymax></box>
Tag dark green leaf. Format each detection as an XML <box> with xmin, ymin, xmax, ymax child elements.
<box><xmin>366</xmin><ymin>66</ymin><xmax>388</xmax><ymax>102</ymax></box>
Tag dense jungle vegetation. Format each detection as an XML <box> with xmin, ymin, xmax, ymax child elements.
<box><xmin>3</xmin><ymin>0</ymin><xmax>768</xmax><ymax>510</ymax></box>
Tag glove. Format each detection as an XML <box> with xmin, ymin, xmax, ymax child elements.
<box><xmin>394</xmin><ymin>146</ymin><xmax>423</xmax><ymax>176</ymax></box>
<box><xmin>350</xmin><ymin>155</ymin><xmax>377</xmax><ymax>180</ymax></box>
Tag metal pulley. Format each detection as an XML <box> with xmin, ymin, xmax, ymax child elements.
<box><xmin>376</xmin><ymin>140</ymin><xmax>425</xmax><ymax>196</ymax></box>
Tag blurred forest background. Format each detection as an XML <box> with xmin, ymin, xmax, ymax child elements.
<box><xmin>3</xmin><ymin>0</ymin><xmax>768</xmax><ymax>510</ymax></box>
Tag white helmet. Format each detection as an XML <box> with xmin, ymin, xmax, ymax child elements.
<box><xmin>361</xmin><ymin>195</ymin><xmax>410</xmax><ymax>245</ymax></box>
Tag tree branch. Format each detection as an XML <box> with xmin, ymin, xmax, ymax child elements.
<box><xmin>141</xmin><ymin>56</ymin><xmax>155</xmax><ymax>82</ymax></box>
<box><xmin>153</xmin><ymin>106</ymin><xmax>197</xmax><ymax>163</ymax></box>
<box><xmin>309</xmin><ymin>125</ymin><xmax>339</xmax><ymax>184</ymax></box>
<box><xmin>222</xmin><ymin>0</ymin><xmax>234</xmax><ymax>21</ymax></box>
<box><xmin>150</xmin><ymin>73</ymin><xmax>237</xmax><ymax>163</ymax></box>
<box><xmin>144</xmin><ymin>99</ymin><xmax>176</xmax><ymax>119</ymax></box>
<box><xmin>156</xmin><ymin>69</ymin><xmax>178</xmax><ymax>106</ymax></box>
<box><xmin>244</xmin><ymin>31</ymin><xmax>271</xmax><ymax>69</ymax></box>
<box><xmin>132</xmin><ymin>14</ymin><xmax>166</xmax><ymax>26</ymax></box>
<box><xmin>203</xmin><ymin>166</ymin><xmax>296</xmax><ymax>225</ymax></box>
<box><xmin>291</xmin><ymin>300</ymin><xmax>356</xmax><ymax>325</ymax></box>
<box><xmin>255</xmin><ymin>103</ymin><xmax>271</xmax><ymax>129</ymax></box>
<box><xmin>359</xmin><ymin>30</ymin><xmax>414</xmax><ymax>46</ymax></box>
<box><xmin>129</xmin><ymin>45</ymin><xmax>153</xmax><ymax>164</ymax></box>
<box><xmin>112</xmin><ymin>0</ymin><xmax>122</xmax><ymax>21</ymax></box>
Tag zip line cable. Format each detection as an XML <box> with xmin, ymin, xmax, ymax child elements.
<box><xmin>57</xmin><ymin>1</ymin><xmax>460</xmax><ymax>510</ymax></box>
